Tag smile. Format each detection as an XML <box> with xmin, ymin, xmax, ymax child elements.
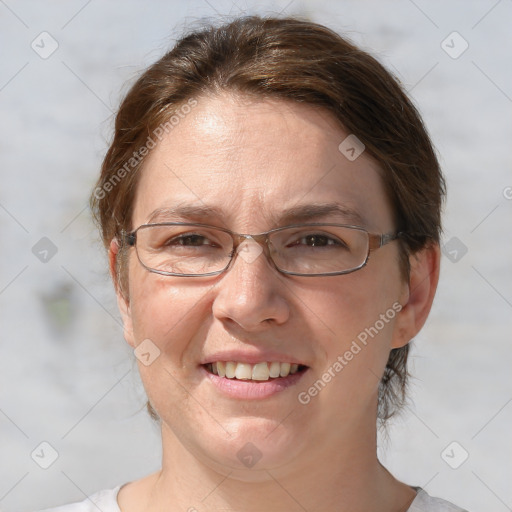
<box><xmin>203</xmin><ymin>361</ymin><xmax>308</xmax><ymax>381</ymax></box>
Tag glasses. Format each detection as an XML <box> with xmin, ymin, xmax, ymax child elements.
<box><xmin>121</xmin><ymin>222</ymin><xmax>401</xmax><ymax>277</ymax></box>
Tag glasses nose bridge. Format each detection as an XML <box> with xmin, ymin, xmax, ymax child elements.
<box><xmin>230</xmin><ymin>232</ymin><xmax>273</xmax><ymax>263</ymax></box>
<box><xmin>231</xmin><ymin>231</ymin><xmax>270</xmax><ymax>248</ymax></box>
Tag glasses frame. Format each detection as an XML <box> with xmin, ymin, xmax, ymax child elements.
<box><xmin>121</xmin><ymin>222</ymin><xmax>402</xmax><ymax>278</ymax></box>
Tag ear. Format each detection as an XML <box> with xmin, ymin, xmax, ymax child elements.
<box><xmin>391</xmin><ymin>243</ymin><xmax>441</xmax><ymax>349</ymax></box>
<box><xmin>109</xmin><ymin>238</ymin><xmax>136</xmax><ymax>348</ymax></box>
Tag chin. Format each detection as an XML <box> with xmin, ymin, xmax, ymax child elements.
<box><xmin>199</xmin><ymin>417</ymin><xmax>305</xmax><ymax>475</ymax></box>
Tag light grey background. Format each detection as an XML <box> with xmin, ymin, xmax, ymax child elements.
<box><xmin>0</xmin><ymin>1</ymin><xmax>511</xmax><ymax>511</ymax></box>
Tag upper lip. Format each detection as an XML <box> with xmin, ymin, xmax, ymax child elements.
<box><xmin>200</xmin><ymin>350</ymin><xmax>308</xmax><ymax>366</ymax></box>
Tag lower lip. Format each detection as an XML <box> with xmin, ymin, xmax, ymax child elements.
<box><xmin>200</xmin><ymin>365</ymin><xmax>308</xmax><ymax>400</ymax></box>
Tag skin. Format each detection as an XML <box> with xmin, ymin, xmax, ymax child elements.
<box><xmin>110</xmin><ymin>92</ymin><xmax>440</xmax><ymax>512</ymax></box>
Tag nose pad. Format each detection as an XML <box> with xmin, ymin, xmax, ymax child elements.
<box><xmin>236</xmin><ymin>237</ymin><xmax>264</xmax><ymax>265</ymax></box>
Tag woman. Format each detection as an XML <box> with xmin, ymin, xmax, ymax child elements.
<box><xmin>41</xmin><ymin>15</ymin><xmax>468</xmax><ymax>512</ymax></box>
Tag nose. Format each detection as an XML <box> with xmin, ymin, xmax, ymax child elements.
<box><xmin>211</xmin><ymin>239</ymin><xmax>290</xmax><ymax>331</ymax></box>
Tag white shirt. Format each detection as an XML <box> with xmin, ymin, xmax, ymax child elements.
<box><xmin>36</xmin><ymin>485</ymin><xmax>469</xmax><ymax>511</ymax></box>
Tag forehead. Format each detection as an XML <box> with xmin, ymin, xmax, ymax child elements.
<box><xmin>132</xmin><ymin>93</ymin><xmax>393</xmax><ymax>231</ymax></box>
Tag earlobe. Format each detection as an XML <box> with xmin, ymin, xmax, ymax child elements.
<box><xmin>108</xmin><ymin>238</ymin><xmax>136</xmax><ymax>348</ymax></box>
<box><xmin>391</xmin><ymin>243</ymin><xmax>441</xmax><ymax>349</ymax></box>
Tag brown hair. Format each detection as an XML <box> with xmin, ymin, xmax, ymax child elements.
<box><xmin>90</xmin><ymin>15</ymin><xmax>445</xmax><ymax>423</ymax></box>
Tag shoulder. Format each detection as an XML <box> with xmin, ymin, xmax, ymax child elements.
<box><xmin>34</xmin><ymin>486</ymin><xmax>121</xmax><ymax>512</ymax></box>
<box><xmin>408</xmin><ymin>487</ymin><xmax>469</xmax><ymax>512</ymax></box>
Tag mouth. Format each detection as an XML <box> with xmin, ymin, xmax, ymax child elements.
<box><xmin>202</xmin><ymin>361</ymin><xmax>309</xmax><ymax>382</ymax></box>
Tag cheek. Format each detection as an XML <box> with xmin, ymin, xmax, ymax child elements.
<box><xmin>127</xmin><ymin>265</ymin><xmax>210</xmax><ymax>361</ymax></box>
<box><xmin>305</xmin><ymin>263</ymin><xmax>401</xmax><ymax>340</ymax></box>
<box><xmin>295</xmin><ymin>273</ymin><xmax>402</xmax><ymax>419</ymax></box>
<box><xmin>302</xmin><ymin>258</ymin><xmax>403</xmax><ymax>379</ymax></box>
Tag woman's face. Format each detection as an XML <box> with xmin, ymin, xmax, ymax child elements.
<box><xmin>116</xmin><ymin>93</ymin><xmax>410</xmax><ymax>476</ymax></box>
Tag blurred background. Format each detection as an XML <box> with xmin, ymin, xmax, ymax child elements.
<box><xmin>0</xmin><ymin>1</ymin><xmax>511</xmax><ymax>510</ymax></box>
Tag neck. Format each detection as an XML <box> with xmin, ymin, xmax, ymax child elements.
<box><xmin>129</xmin><ymin>414</ymin><xmax>416</xmax><ymax>512</ymax></box>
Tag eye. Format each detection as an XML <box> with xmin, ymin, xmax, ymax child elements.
<box><xmin>167</xmin><ymin>233</ymin><xmax>214</xmax><ymax>247</ymax></box>
<box><xmin>163</xmin><ymin>231</ymin><xmax>223</xmax><ymax>249</ymax></box>
<box><xmin>287</xmin><ymin>232</ymin><xmax>349</xmax><ymax>249</ymax></box>
<box><xmin>296</xmin><ymin>234</ymin><xmax>339</xmax><ymax>247</ymax></box>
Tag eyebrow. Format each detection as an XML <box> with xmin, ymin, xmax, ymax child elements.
<box><xmin>145</xmin><ymin>202</ymin><xmax>366</xmax><ymax>227</ymax></box>
<box><xmin>146</xmin><ymin>205</ymin><xmax>224</xmax><ymax>224</ymax></box>
<box><xmin>277</xmin><ymin>203</ymin><xmax>365</xmax><ymax>227</ymax></box>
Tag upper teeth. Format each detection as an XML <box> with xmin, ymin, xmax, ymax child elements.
<box><xmin>209</xmin><ymin>361</ymin><xmax>300</xmax><ymax>380</ymax></box>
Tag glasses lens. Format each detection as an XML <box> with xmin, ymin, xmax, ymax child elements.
<box><xmin>269</xmin><ymin>225</ymin><xmax>369</xmax><ymax>275</ymax></box>
<box><xmin>136</xmin><ymin>224</ymin><xmax>233</xmax><ymax>275</ymax></box>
